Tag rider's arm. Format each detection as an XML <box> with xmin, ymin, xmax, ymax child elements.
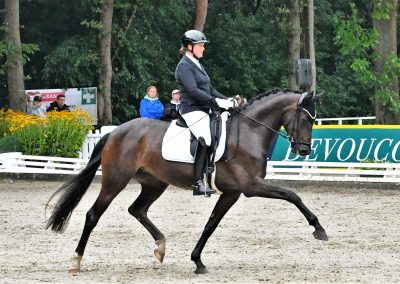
<box><xmin>176</xmin><ymin>63</ymin><xmax>213</xmax><ymax>105</ymax></box>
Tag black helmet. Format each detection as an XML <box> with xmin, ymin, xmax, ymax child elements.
<box><xmin>181</xmin><ymin>30</ymin><xmax>209</xmax><ymax>48</ymax></box>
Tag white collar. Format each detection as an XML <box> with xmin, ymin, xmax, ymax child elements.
<box><xmin>185</xmin><ymin>54</ymin><xmax>202</xmax><ymax>70</ymax></box>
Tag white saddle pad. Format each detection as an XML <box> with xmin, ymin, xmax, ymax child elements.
<box><xmin>162</xmin><ymin>112</ymin><xmax>229</xmax><ymax>163</ymax></box>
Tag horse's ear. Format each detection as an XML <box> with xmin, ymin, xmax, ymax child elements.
<box><xmin>312</xmin><ymin>91</ymin><xmax>326</xmax><ymax>106</ymax></box>
<box><xmin>298</xmin><ymin>91</ymin><xmax>314</xmax><ymax>107</ymax></box>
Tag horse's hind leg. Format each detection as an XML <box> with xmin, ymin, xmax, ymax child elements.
<box><xmin>243</xmin><ymin>177</ymin><xmax>328</xmax><ymax>241</ymax></box>
<box><xmin>70</xmin><ymin>178</ymin><xmax>131</xmax><ymax>274</ymax></box>
<box><xmin>191</xmin><ymin>192</ymin><xmax>241</xmax><ymax>274</ymax></box>
<box><xmin>128</xmin><ymin>177</ymin><xmax>168</xmax><ymax>263</ymax></box>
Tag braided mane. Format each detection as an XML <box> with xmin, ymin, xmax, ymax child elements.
<box><xmin>228</xmin><ymin>89</ymin><xmax>299</xmax><ymax>118</ymax></box>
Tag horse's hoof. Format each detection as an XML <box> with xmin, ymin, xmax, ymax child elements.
<box><xmin>313</xmin><ymin>229</ymin><xmax>328</xmax><ymax>241</ymax></box>
<box><xmin>68</xmin><ymin>254</ymin><xmax>82</xmax><ymax>275</ymax></box>
<box><xmin>154</xmin><ymin>239</ymin><xmax>166</xmax><ymax>263</ymax></box>
<box><xmin>195</xmin><ymin>267</ymin><xmax>208</xmax><ymax>274</ymax></box>
<box><xmin>68</xmin><ymin>268</ymin><xmax>80</xmax><ymax>275</ymax></box>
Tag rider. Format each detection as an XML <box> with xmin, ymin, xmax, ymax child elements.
<box><xmin>175</xmin><ymin>29</ymin><xmax>236</xmax><ymax>196</ymax></box>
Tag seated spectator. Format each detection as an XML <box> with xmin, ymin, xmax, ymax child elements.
<box><xmin>139</xmin><ymin>86</ymin><xmax>164</xmax><ymax>120</ymax></box>
<box><xmin>26</xmin><ymin>95</ymin><xmax>47</xmax><ymax>117</ymax></box>
<box><xmin>46</xmin><ymin>94</ymin><xmax>71</xmax><ymax>112</ymax></box>
<box><xmin>163</xmin><ymin>89</ymin><xmax>181</xmax><ymax>122</ymax></box>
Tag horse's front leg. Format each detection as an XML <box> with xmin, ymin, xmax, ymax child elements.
<box><xmin>243</xmin><ymin>176</ymin><xmax>328</xmax><ymax>241</ymax></box>
<box><xmin>191</xmin><ymin>192</ymin><xmax>241</xmax><ymax>274</ymax></box>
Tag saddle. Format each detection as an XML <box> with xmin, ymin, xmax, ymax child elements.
<box><xmin>161</xmin><ymin>111</ymin><xmax>229</xmax><ymax>165</ymax></box>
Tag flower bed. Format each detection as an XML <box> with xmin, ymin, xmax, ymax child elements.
<box><xmin>0</xmin><ymin>109</ymin><xmax>93</xmax><ymax>158</ymax></box>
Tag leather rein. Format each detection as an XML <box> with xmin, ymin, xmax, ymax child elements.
<box><xmin>225</xmin><ymin>104</ymin><xmax>315</xmax><ymax>162</ymax></box>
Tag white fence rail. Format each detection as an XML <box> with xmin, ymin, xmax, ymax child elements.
<box><xmin>0</xmin><ymin>152</ymin><xmax>98</xmax><ymax>175</ymax></box>
<box><xmin>315</xmin><ymin>116</ymin><xmax>375</xmax><ymax>125</ymax></box>
<box><xmin>1</xmin><ymin>152</ymin><xmax>400</xmax><ymax>183</ymax></box>
<box><xmin>266</xmin><ymin>161</ymin><xmax>400</xmax><ymax>183</ymax></box>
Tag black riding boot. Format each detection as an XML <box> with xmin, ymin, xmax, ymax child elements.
<box><xmin>192</xmin><ymin>137</ymin><xmax>216</xmax><ymax>196</ymax></box>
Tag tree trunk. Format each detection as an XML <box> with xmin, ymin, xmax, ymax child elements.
<box><xmin>194</xmin><ymin>0</ymin><xmax>208</xmax><ymax>31</ymax></box>
<box><xmin>288</xmin><ymin>0</ymin><xmax>301</xmax><ymax>90</ymax></box>
<box><xmin>308</xmin><ymin>0</ymin><xmax>316</xmax><ymax>91</ymax></box>
<box><xmin>373</xmin><ymin>0</ymin><xmax>399</xmax><ymax>124</ymax></box>
<box><xmin>4</xmin><ymin>0</ymin><xmax>25</xmax><ymax>112</ymax></box>
<box><xmin>98</xmin><ymin>0</ymin><xmax>114</xmax><ymax>126</ymax></box>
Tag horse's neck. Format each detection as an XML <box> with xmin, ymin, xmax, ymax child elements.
<box><xmin>233</xmin><ymin>96</ymin><xmax>287</xmax><ymax>157</ymax></box>
<box><xmin>245</xmin><ymin>95</ymin><xmax>287</xmax><ymax>130</ymax></box>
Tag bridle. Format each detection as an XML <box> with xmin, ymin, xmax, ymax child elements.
<box><xmin>285</xmin><ymin>106</ymin><xmax>315</xmax><ymax>149</ymax></box>
<box><xmin>288</xmin><ymin>92</ymin><xmax>317</xmax><ymax>148</ymax></box>
<box><xmin>225</xmin><ymin>94</ymin><xmax>315</xmax><ymax>161</ymax></box>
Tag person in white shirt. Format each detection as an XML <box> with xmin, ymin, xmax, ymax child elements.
<box><xmin>27</xmin><ymin>95</ymin><xmax>47</xmax><ymax>117</ymax></box>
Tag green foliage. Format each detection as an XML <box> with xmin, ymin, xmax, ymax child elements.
<box><xmin>206</xmin><ymin>2</ymin><xmax>288</xmax><ymax>96</ymax></box>
<box><xmin>0</xmin><ymin>136</ymin><xmax>23</xmax><ymax>153</ymax></box>
<box><xmin>372</xmin><ymin>0</ymin><xmax>394</xmax><ymax>20</ymax></box>
<box><xmin>0</xmin><ymin>109</ymin><xmax>93</xmax><ymax>158</ymax></box>
<box><xmin>333</xmin><ymin>5</ymin><xmax>377</xmax><ymax>58</ymax></box>
<box><xmin>8</xmin><ymin>0</ymin><xmax>398</xmax><ymax>123</ymax></box>
<box><xmin>42</xmin><ymin>36</ymin><xmax>100</xmax><ymax>88</ymax></box>
<box><xmin>333</xmin><ymin>3</ymin><xmax>400</xmax><ymax>115</ymax></box>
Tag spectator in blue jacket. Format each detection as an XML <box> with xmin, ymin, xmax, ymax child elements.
<box><xmin>139</xmin><ymin>86</ymin><xmax>164</xmax><ymax>120</ymax></box>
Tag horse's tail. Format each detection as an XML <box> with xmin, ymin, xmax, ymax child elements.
<box><xmin>45</xmin><ymin>133</ymin><xmax>111</xmax><ymax>233</ymax></box>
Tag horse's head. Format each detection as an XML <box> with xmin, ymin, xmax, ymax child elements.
<box><xmin>282</xmin><ymin>91</ymin><xmax>317</xmax><ymax>156</ymax></box>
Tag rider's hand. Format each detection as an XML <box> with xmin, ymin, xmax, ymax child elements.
<box><xmin>233</xmin><ymin>95</ymin><xmax>247</xmax><ymax>105</ymax></box>
<box><xmin>215</xmin><ymin>98</ymin><xmax>235</xmax><ymax>110</ymax></box>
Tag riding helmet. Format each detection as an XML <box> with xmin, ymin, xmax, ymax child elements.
<box><xmin>181</xmin><ymin>30</ymin><xmax>209</xmax><ymax>48</ymax></box>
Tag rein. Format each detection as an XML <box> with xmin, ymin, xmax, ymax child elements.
<box><xmin>231</xmin><ymin>107</ymin><xmax>294</xmax><ymax>141</ymax></box>
<box><xmin>225</xmin><ymin>105</ymin><xmax>313</xmax><ymax>162</ymax></box>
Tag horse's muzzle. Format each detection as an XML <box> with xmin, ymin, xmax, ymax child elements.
<box><xmin>291</xmin><ymin>143</ymin><xmax>311</xmax><ymax>156</ymax></box>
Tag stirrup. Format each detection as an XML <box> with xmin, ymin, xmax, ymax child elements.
<box><xmin>192</xmin><ymin>180</ymin><xmax>216</xmax><ymax>197</ymax></box>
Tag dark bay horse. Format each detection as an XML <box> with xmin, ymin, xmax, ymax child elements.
<box><xmin>46</xmin><ymin>90</ymin><xmax>328</xmax><ymax>274</ymax></box>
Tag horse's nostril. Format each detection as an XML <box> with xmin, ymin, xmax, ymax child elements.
<box><xmin>299</xmin><ymin>149</ymin><xmax>310</xmax><ymax>156</ymax></box>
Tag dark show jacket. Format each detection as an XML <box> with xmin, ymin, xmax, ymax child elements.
<box><xmin>46</xmin><ymin>101</ymin><xmax>71</xmax><ymax>112</ymax></box>
<box><xmin>163</xmin><ymin>101</ymin><xmax>180</xmax><ymax>121</ymax></box>
<box><xmin>175</xmin><ymin>55</ymin><xmax>227</xmax><ymax>111</ymax></box>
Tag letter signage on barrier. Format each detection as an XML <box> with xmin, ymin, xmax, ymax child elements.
<box><xmin>270</xmin><ymin>125</ymin><xmax>400</xmax><ymax>162</ymax></box>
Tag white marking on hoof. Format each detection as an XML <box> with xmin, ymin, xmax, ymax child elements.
<box><xmin>68</xmin><ymin>253</ymin><xmax>82</xmax><ymax>275</ymax></box>
<box><xmin>154</xmin><ymin>239</ymin><xmax>166</xmax><ymax>263</ymax></box>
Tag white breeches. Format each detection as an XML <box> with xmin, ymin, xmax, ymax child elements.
<box><xmin>181</xmin><ymin>111</ymin><xmax>211</xmax><ymax>146</ymax></box>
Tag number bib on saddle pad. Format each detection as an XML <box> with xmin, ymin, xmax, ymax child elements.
<box><xmin>161</xmin><ymin>111</ymin><xmax>229</xmax><ymax>163</ymax></box>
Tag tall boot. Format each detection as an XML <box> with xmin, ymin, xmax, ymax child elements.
<box><xmin>192</xmin><ymin>137</ymin><xmax>216</xmax><ymax>196</ymax></box>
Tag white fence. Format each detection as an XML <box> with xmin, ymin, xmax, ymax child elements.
<box><xmin>1</xmin><ymin>152</ymin><xmax>400</xmax><ymax>183</ymax></box>
<box><xmin>315</xmin><ymin>116</ymin><xmax>375</xmax><ymax>125</ymax></box>
<box><xmin>266</xmin><ymin>161</ymin><xmax>400</xmax><ymax>183</ymax></box>
<box><xmin>1</xmin><ymin>117</ymin><xmax>398</xmax><ymax>183</ymax></box>
<box><xmin>0</xmin><ymin>152</ymin><xmax>97</xmax><ymax>175</ymax></box>
<box><xmin>80</xmin><ymin>126</ymin><xmax>117</xmax><ymax>161</ymax></box>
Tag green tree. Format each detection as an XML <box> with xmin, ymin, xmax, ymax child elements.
<box><xmin>4</xmin><ymin>0</ymin><xmax>25</xmax><ymax>111</ymax></box>
<box><xmin>334</xmin><ymin>1</ymin><xmax>400</xmax><ymax>123</ymax></box>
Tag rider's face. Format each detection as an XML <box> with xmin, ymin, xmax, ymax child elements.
<box><xmin>191</xmin><ymin>43</ymin><xmax>205</xmax><ymax>59</ymax></box>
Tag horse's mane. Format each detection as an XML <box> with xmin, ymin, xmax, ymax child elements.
<box><xmin>228</xmin><ymin>89</ymin><xmax>301</xmax><ymax>118</ymax></box>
